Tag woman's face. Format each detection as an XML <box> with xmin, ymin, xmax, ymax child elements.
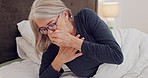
<box><xmin>35</xmin><ymin>11</ymin><xmax>72</xmax><ymax>35</ymax></box>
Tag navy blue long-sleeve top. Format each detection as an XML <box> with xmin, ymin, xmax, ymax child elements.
<box><xmin>39</xmin><ymin>8</ymin><xmax>123</xmax><ymax>78</ymax></box>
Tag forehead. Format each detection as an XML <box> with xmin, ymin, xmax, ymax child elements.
<box><xmin>34</xmin><ymin>17</ymin><xmax>56</xmax><ymax>27</ymax></box>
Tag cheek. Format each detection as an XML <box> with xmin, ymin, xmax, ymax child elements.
<box><xmin>57</xmin><ymin>21</ymin><xmax>68</xmax><ymax>31</ymax></box>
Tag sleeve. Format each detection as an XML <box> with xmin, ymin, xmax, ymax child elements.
<box><xmin>39</xmin><ymin>44</ymin><xmax>64</xmax><ymax>78</ymax></box>
<box><xmin>80</xmin><ymin>8</ymin><xmax>123</xmax><ymax>64</ymax></box>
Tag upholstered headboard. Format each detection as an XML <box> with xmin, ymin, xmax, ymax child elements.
<box><xmin>62</xmin><ymin>0</ymin><xmax>98</xmax><ymax>15</ymax></box>
<box><xmin>0</xmin><ymin>0</ymin><xmax>98</xmax><ymax>63</ymax></box>
<box><xmin>0</xmin><ymin>0</ymin><xmax>34</xmax><ymax>63</ymax></box>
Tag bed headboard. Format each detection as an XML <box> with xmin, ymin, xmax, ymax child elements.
<box><xmin>61</xmin><ymin>0</ymin><xmax>98</xmax><ymax>15</ymax></box>
<box><xmin>0</xmin><ymin>0</ymin><xmax>34</xmax><ymax>63</ymax></box>
<box><xmin>0</xmin><ymin>0</ymin><xmax>98</xmax><ymax>63</ymax></box>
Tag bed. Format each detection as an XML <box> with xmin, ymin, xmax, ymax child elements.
<box><xmin>1</xmin><ymin>0</ymin><xmax>148</xmax><ymax>78</ymax></box>
<box><xmin>1</xmin><ymin>27</ymin><xmax>148</xmax><ymax>78</ymax></box>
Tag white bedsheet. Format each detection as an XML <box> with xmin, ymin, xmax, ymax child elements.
<box><xmin>0</xmin><ymin>60</ymin><xmax>76</xmax><ymax>78</ymax></box>
<box><xmin>0</xmin><ymin>28</ymin><xmax>148</xmax><ymax>78</ymax></box>
<box><xmin>0</xmin><ymin>60</ymin><xmax>39</xmax><ymax>78</ymax></box>
<box><xmin>94</xmin><ymin>28</ymin><xmax>148</xmax><ymax>78</ymax></box>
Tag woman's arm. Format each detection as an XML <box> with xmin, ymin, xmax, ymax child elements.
<box><xmin>73</xmin><ymin>8</ymin><xmax>123</xmax><ymax>64</ymax></box>
<box><xmin>39</xmin><ymin>44</ymin><xmax>64</xmax><ymax>78</ymax></box>
<box><xmin>39</xmin><ymin>44</ymin><xmax>82</xmax><ymax>78</ymax></box>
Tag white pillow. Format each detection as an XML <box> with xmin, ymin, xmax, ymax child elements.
<box><xmin>16</xmin><ymin>37</ymin><xmax>42</xmax><ymax>64</ymax></box>
<box><xmin>17</xmin><ymin>20</ymin><xmax>35</xmax><ymax>47</ymax></box>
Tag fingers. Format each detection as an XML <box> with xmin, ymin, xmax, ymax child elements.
<box><xmin>59</xmin><ymin>46</ymin><xmax>78</xmax><ymax>55</ymax></box>
<box><xmin>48</xmin><ymin>30</ymin><xmax>53</xmax><ymax>34</ymax></box>
<box><xmin>58</xmin><ymin>46</ymin><xmax>83</xmax><ymax>63</ymax></box>
<box><xmin>47</xmin><ymin>30</ymin><xmax>54</xmax><ymax>39</ymax></box>
<box><xmin>71</xmin><ymin>48</ymin><xmax>78</xmax><ymax>54</ymax></box>
<box><xmin>48</xmin><ymin>29</ymin><xmax>61</xmax><ymax>34</ymax></box>
<box><xmin>48</xmin><ymin>30</ymin><xmax>66</xmax><ymax>40</ymax></box>
<box><xmin>59</xmin><ymin>46</ymin><xmax>74</xmax><ymax>53</ymax></box>
<box><xmin>81</xmin><ymin>37</ymin><xmax>85</xmax><ymax>40</ymax></box>
<box><xmin>47</xmin><ymin>30</ymin><xmax>60</xmax><ymax>37</ymax></box>
<box><xmin>50</xmin><ymin>38</ymin><xmax>58</xmax><ymax>45</ymax></box>
<box><xmin>76</xmin><ymin>34</ymin><xmax>80</xmax><ymax>38</ymax></box>
<box><xmin>47</xmin><ymin>30</ymin><xmax>61</xmax><ymax>42</ymax></box>
<box><xmin>72</xmin><ymin>53</ymin><xmax>83</xmax><ymax>60</ymax></box>
<box><xmin>76</xmin><ymin>34</ymin><xmax>85</xmax><ymax>40</ymax></box>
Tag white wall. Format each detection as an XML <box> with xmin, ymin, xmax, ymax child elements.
<box><xmin>98</xmin><ymin>0</ymin><xmax>148</xmax><ymax>34</ymax></box>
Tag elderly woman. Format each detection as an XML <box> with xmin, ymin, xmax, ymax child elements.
<box><xmin>29</xmin><ymin>0</ymin><xmax>123</xmax><ymax>78</ymax></box>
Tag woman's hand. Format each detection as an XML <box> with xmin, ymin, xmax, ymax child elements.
<box><xmin>56</xmin><ymin>46</ymin><xmax>83</xmax><ymax>64</ymax></box>
<box><xmin>47</xmin><ymin>30</ymin><xmax>75</xmax><ymax>46</ymax></box>
<box><xmin>54</xmin><ymin>34</ymin><xmax>84</xmax><ymax>64</ymax></box>
<box><xmin>47</xmin><ymin>30</ymin><xmax>84</xmax><ymax>50</ymax></box>
<box><xmin>51</xmin><ymin>33</ymin><xmax>84</xmax><ymax>72</ymax></box>
<box><xmin>51</xmin><ymin>44</ymin><xmax>83</xmax><ymax>72</ymax></box>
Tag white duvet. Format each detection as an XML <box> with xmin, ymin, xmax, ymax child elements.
<box><xmin>0</xmin><ymin>28</ymin><xmax>148</xmax><ymax>78</ymax></box>
<box><xmin>94</xmin><ymin>28</ymin><xmax>148</xmax><ymax>78</ymax></box>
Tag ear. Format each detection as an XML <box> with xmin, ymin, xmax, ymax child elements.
<box><xmin>62</xmin><ymin>10</ymin><xmax>69</xmax><ymax>20</ymax></box>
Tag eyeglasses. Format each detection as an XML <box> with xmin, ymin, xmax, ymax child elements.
<box><xmin>39</xmin><ymin>15</ymin><xmax>60</xmax><ymax>35</ymax></box>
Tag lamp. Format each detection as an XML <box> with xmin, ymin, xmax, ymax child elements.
<box><xmin>102</xmin><ymin>2</ymin><xmax>119</xmax><ymax>29</ymax></box>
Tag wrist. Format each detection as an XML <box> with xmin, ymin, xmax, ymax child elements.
<box><xmin>51</xmin><ymin>57</ymin><xmax>64</xmax><ymax>72</ymax></box>
<box><xmin>71</xmin><ymin>37</ymin><xmax>83</xmax><ymax>51</ymax></box>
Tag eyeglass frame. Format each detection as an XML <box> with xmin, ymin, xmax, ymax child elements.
<box><xmin>38</xmin><ymin>15</ymin><xmax>60</xmax><ymax>35</ymax></box>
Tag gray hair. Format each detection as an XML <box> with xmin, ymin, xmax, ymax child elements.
<box><xmin>29</xmin><ymin>0</ymin><xmax>72</xmax><ymax>53</ymax></box>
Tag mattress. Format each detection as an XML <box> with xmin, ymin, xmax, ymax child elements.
<box><xmin>0</xmin><ymin>59</ymin><xmax>77</xmax><ymax>78</ymax></box>
<box><xmin>0</xmin><ymin>58</ymin><xmax>23</xmax><ymax>68</ymax></box>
